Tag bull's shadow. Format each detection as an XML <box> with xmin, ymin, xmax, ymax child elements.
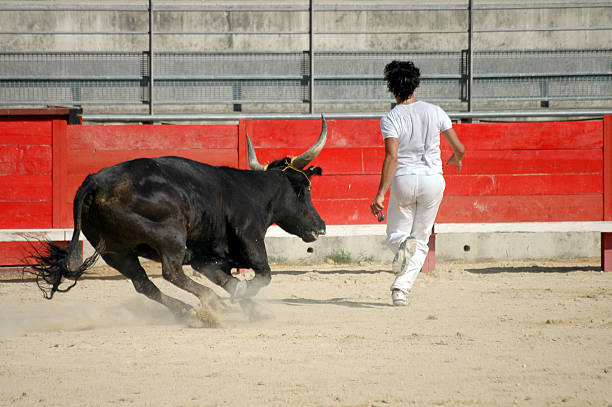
<box><xmin>277</xmin><ymin>297</ymin><xmax>393</xmax><ymax>308</ymax></box>
<box><xmin>272</xmin><ymin>268</ymin><xmax>393</xmax><ymax>277</ymax></box>
<box><xmin>271</xmin><ymin>269</ymin><xmax>394</xmax><ymax>308</ymax></box>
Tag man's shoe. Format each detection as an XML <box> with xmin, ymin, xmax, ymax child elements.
<box><xmin>392</xmin><ymin>289</ymin><xmax>408</xmax><ymax>306</ymax></box>
<box><xmin>392</xmin><ymin>237</ymin><xmax>417</xmax><ymax>276</ymax></box>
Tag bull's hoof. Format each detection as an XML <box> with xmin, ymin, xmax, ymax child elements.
<box><xmin>184</xmin><ymin>309</ymin><xmax>205</xmax><ymax>328</ymax></box>
<box><xmin>230</xmin><ymin>280</ymin><xmax>248</xmax><ymax>303</ymax></box>
<box><xmin>185</xmin><ymin>308</ymin><xmax>221</xmax><ymax>328</ymax></box>
<box><xmin>195</xmin><ymin>307</ymin><xmax>222</xmax><ymax>328</ymax></box>
<box><xmin>200</xmin><ymin>294</ymin><xmax>230</xmax><ymax>313</ymax></box>
<box><xmin>239</xmin><ymin>299</ymin><xmax>274</xmax><ymax>322</ymax></box>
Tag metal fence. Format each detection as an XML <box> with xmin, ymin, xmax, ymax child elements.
<box><xmin>0</xmin><ymin>1</ymin><xmax>610</xmax><ymax>117</ymax></box>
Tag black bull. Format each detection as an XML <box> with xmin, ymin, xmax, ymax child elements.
<box><xmin>27</xmin><ymin>117</ymin><xmax>328</xmax><ymax>325</ymax></box>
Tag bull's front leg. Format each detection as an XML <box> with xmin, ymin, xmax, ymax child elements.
<box><xmin>236</xmin><ymin>259</ymin><xmax>274</xmax><ymax>321</ymax></box>
<box><xmin>244</xmin><ymin>264</ymin><xmax>271</xmax><ymax>298</ymax></box>
<box><xmin>190</xmin><ymin>259</ymin><xmax>266</xmax><ymax>304</ymax></box>
<box><xmin>193</xmin><ymin>262</ymin><xmax>273</xmax><ymax>321</ymax></box>
<box><xmin>190</xmin><ymin>260</ymin><xmax>243</xmax><ymax>304</ymax></box>
<box><xmin>239</xmin><ymin>297</ymin><xmax>273</xmax><ymax>322</ymax></box>
<box><xmin>232</xmin><ymin>234</ymin><xmax>272</xmax><ymax>300</ymax></box>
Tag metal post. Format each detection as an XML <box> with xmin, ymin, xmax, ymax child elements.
<box><xmin>467</xmin><ymin>0</ymin><xmax>474</xmax><ymax>113</ymax></box>
<box><xmin>148</xmin><ymin>0</ymin><xmax>154</xmax><ymax>116</ymax></box>
<box><xmin>309</xmin><ymin>0</ymin><xmax>315</xmax><ymax>114</ymax></box>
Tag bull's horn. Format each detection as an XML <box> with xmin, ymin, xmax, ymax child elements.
<box><xmin>292</xmin><ymin>115</ymin><xmax>327</xmax><ymax>169</ymax></box>
<box><xmin>247</xmin><ymin>135</ymin><xmax>266</xmax><ymax>171</ymax></box>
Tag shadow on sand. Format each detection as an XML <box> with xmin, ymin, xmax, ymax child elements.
<box><xmin>276</xmin><ymin>296</ymin><xmax>392</xmax><ymax>309</ymax></box>
<box><xmin>273</xmin><ymin>268</ymin><xmax>392</xmax><ymax>277</ymax></box>
<box><xmin>466</xmin><ymin>265</ymin><xmax>601</xmax><ymax>274</ymax></box>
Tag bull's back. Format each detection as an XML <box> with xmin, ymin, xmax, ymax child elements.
<box><xmin>91</xmin><ymin>156</ymin><xmax>216</xmax><ymax>194</ymax></box>
<box><xmin>80</xmin><ymin>157</ymin><xmax>221</xmax><ymax>256</ymax></box>
<box><xmin>85</xmin><ymin>156</ymin><xmax>260</xmax><ymax>225</ymax></box>
<box><xmin>88</xmin><ymin>155</ymin><xmax>275</xmax><ymax>219</ymax></box>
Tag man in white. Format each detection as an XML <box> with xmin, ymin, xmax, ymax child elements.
<box><xmin>370</xmin><ymin>60</ymin><xmax>465</xmax><ymax>306</ymax></box>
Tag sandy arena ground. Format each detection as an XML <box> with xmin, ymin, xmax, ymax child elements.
<box><xmin>0</xmin><ymin>258</ymin><xmax>611</xmax><ymax>407</ymax></box>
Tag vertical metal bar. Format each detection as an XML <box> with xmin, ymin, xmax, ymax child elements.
<box><xmin>309</xmin><ymin>0</ymin><xmax>315</xmax><ymax>114</ymax></box>
<box><xmin>148</xmin><ymin>0</ymin><xmax>154</xmax><ymax>115</ymax></box>
<box><xmin>540</xmin><ymin>78</ymin><xmax>550</xmax><ymax>107</ymax></box>
<box><xmin>467</xmin><ymin>0</ymin><xmax>474</xmax><ymax>113</ymax></box>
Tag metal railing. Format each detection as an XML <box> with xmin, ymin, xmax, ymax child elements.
<box><xmin>0</xmin><ymin>1</ymin><xmax>610</xmax><ymax>117</ymax></box>
<box><xmin>81</xmin><ymin>110</ymin><xmax>612</xmax><ymax>124</ymax></box>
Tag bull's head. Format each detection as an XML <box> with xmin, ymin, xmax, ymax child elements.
<box><xmin>247</xmin><ymin>116</ymin><xmax>327</xmax><ymax>242</ymax></box>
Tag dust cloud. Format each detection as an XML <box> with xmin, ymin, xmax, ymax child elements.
<box><xmin>0</xmin><ymin>297</ymin><xmax>178</xmax><ymax>339</ymax></box>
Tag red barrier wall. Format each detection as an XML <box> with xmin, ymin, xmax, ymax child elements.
<box><xmin>56</xmin><ymin>123</ymin><xmax>240</xmax><ymax>228</ymax></box>
<box><xmin>0</xmin><ymin>120</ymin><xmax>53</xmax><ymax>229</ymax></box>
<box><xmin>246</xmin><ymin>118</ymin><xmax>606</xmax><ymax>224</ymax></box>
<box><xmin>439</xmin><ymin>120</ymin><xmax>604</xmax><ymax>222</ymax></box>
<box><xmin>0</xmin><ymin>109</ymin><xmax>76</xmax><ymax>265</ymax></box>
<box><xmin>243</xmin><ymin>118</ymin><xmax>383</xmax><ymax>225</ymax></box>
<box><xmin>1</xmin><ymin>114</ymin><xmax>609</xmax><ymax>249</ymax></box>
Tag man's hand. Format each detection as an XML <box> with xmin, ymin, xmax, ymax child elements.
<box><xmin>370</xmin><ymin>194</ymin><xmax>385</xmax><ymax>221</ymax></box>
<box><xmin>446</xmin><ymin>153</ymin><xmax>463</xmax><ymax>171</ymax></box>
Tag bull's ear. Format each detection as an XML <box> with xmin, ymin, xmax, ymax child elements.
<box><xmin>306</xmin><ymin>166</ymin><xmax>322</xmax><ymax>177</ymax></box>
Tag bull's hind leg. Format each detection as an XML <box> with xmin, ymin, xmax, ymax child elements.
<box><xmin>102</xmin><ymin>253</ymin><xmax>205</xmax><ymax>327</ymax></box>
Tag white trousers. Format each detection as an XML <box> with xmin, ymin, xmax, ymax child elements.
<box><xmin>386</xmin><ymin>173</ymin><xmax>445</xmax><ymax>292</ymax></box>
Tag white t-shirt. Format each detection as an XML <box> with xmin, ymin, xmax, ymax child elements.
<box><xmin>381</xmin><ymin>101</ymin><xmax>452</xmax><ymax>176</ymax></box>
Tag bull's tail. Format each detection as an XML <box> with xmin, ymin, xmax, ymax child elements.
<box><xmin>25</xmin><ymin>175</ymin><xmax>103</xmax><ymax>299</ymax></box>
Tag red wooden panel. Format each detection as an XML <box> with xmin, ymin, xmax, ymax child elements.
<box><xmin>0</xmin><ymin>120</ymin><xmax>53</xmax><ymax>229</ymax></box>
<box><xmin>440</xmin><ymin>149</ymin><xmax>602</xmax><ymax>176</ymax></box>
<box><xmin>52</xmin><ymin>120</ymin><xmax>71</xmax><ymax>228</ymax></box>
<box><xmin>444</xmin><ymin>173</ymin><xmax>602</xmax><ymax>196</ymax></box>
<box><xmin>437</xmin><ymin>194</ymin><xmax>602</xmax><ymax>223</ymax></box>
<box><xmin>0</xmin><ymin>241</ymin><xmax>38</xmax><ymax>266</ymax></box>
<box><xmin>363</xmin><ymin>147</ymin><xmax>386</xmax><ymax>174</ymax></box>
<box><xmin>0</xmin><ymin>145</ymin><xmax>24</xmax><ymax>164</ymax></box>
<box><xmin>4</xmin><ymin>145</ymin><xmax>52</xmax><ymax>175</ymax></box>
<box><xmin>68</xmin><ymin>124</ymin><xmax>238</xmax><ymax>150</ymax></box>
<box><xmin>0</xmin><ymin>121</ymin><xmax>52</xmax><ymax>145</ymax></box>
<box><xmin>326</xmin><ymin>119</ymin><xmax>382</xmax><ymax>147</ymax></box>
<box><xmin>0</xmin><ymin>145</ymin><xmax>52</xmax><ymax>176</ymax></box>
<box><xmin>315</xmin><ymin>186</ymin><xmax>603</xmax><ymax>224</ymax></box>
<box><xmin>253</xmin><ymin>147</ymin><xmax>365</xmax><ymax>175</ymax></box>
<box><xmin>0</xmin><ymin>241</ymin><xmax>43</xmax><ymax>266</ymax></box>
<box><xmin>253</xmin><ymin>120</ymin><xmax>600</xmax><ymax>151</ymax></box>
<box><xmin>0</xmin><ymin>240</ymin><xmax>79</xmax><ymax>266</ymax></box>
<box><xmin>313</xmin><ymin>198</ymin><xmax>375</xmax><ymax>225</ymax></box>
<box><xmin>0</xmin><ymin>175</ymin><xmax>52</xmax><ymax>201</ymax></box>
<box><xmin>453</xmin><ymin>121</ymin><xmax>603</xmax><ymax>150</ymax></box>
<box><xmin>68</xmin><ymin>149</ymin><xmax>238</xmax><ymax>176</ymax></box>
<box><xmin>250</xmin><ymin>119</ymin><xmax>382</xmax><ymax>149</ymax></box>
<box><xmin>0</xmin><ymin>202</ymin><xmax>52</xmax><ymax>228</ymax></box>
<box><xmin>311</xmin><ymin>174</ymin><xmax>380</xmax><ymax>199</ymax></box>
<box><xmin>249</xmin><ymin>119</ymin><xmax>330</xmax><ymax>147</ymax></box>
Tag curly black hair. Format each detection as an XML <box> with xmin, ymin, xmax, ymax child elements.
<box><xmin>384</xmin><ymin>60</ymin><xmax>420</xmax><ymax>102</ymax></box>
